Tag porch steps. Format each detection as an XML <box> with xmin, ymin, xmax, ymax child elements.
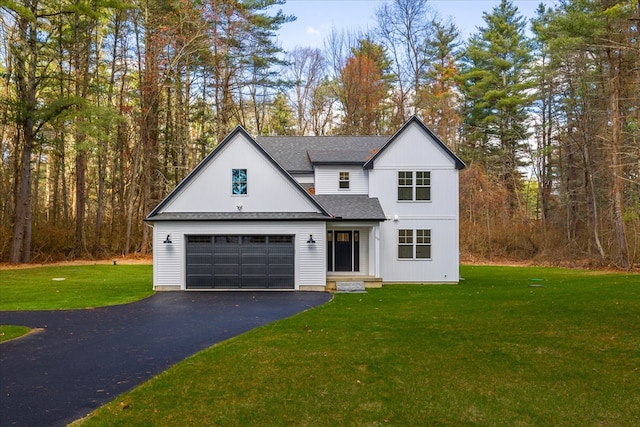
<box><xmin>326</xmin><ymin>276</ymin><xmax>383</xmax><ymax>292</ymax></box>
<box><xmin>336</xmin><ymin>281</ymin><xmax>366</xmax><ymax>293</ymax></box>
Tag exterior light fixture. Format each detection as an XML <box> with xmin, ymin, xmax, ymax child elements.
<box><xmin>307</xmin><ymin>234</ymin><xmax>316</xmax><ymax>244</ymax></box>
<box><xmin>163</xmin><ymin>234</ymin><xmax>172</xmax><ymax>244</ymax></box>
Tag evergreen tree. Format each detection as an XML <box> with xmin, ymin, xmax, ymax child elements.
<box><xmin>421</xmin><ymin>19</ymin><xmax>462</xmax><ymax>149</ymax></box>
<box><xmin>267</xmin><ymin>91</ymin><xmax>295</xmax><ymax>135</ymax></box>
<box><xmin>458</xmin><ymin>0</ymin><xmax>534</xmax><ymax>208</ymax></box>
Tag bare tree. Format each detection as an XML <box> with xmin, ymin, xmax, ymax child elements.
<box><xmin>284</xmin><ymin>47</ymin><xmax>326</xmax><ymax>135</ymax></box>
<box><xmin>375</xmin><ymin>0</ymin><xmax>435</xmax><ymax>121</ymax></box>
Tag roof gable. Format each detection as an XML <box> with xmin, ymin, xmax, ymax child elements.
<box><xmin>363</xmin><ymin>116</ymin><xmax>465</xmax><ymax>170</ymax></box>
<box><xmin>147</xmin><ymin>126</ymin><xmax>330</xmax><ymax>220</ymax></box>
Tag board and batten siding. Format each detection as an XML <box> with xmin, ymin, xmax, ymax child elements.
<box><xmin>152</xmin><ymin>221</ymin><xmax>326</xmax><ymax>290</ymax></box>
<box><xmin>377</xmin><ymin>218</ymin><xmax>459</xmax><ymax>283</ymax></box>
<box><xmin>367</xmin><ymin>120</ymin><xmax>461</xmax><ymax>283</ymax></box>
<box><xmin>314</xmin><ymin>166</ymin><xmax>368</xmax><ymax>195</ymax></box>
<box><xmin>162</xmin><ymin>133</ymin><xmax>320</xmax><ymax>214</ymax></box>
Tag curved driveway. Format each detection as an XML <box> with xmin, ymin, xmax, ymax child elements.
<box><xmin>0</xmin><ymin>291</ymin><xmax>332</xmax><ymax>427</ymax></box>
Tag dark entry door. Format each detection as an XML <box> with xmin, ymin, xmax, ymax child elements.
<box><xmin>334</xmin><ymin>231</ymin><xmax>352</xmax><ymax>271</ymax></box>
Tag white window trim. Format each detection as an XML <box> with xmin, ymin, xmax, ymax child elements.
<box><xmin>339</xmin><ymin>171</ymin><xmax>350</xmax><ymax>190</ymax></box>
<box><xmin>397</xmin><ymin>170</ymin><xmax>432</xmax><ymax>202</ymax></box>
<box><xmin>231</xmin><ymin>168</ymin><xmax>248</xmax><ymax>196</ymax></box>
<box><xmin>397</xmin><ymin>229</ymin><xmax>432</xmax><ymax>260</ymax></box>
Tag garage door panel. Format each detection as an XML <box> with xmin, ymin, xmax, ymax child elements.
<box><xmin>187</xmin><ymin>258</ymin><xmax>213</xmax><ymax>266</ymax></box>
<box><xmin>214</xmin><ymin>246</ymin><xmax>241</xmax><ymax>256</ymax></box>
<box><xmin>268</xmin><ymin>268</ymin><xmax>292</xmax><ymax>278</ymax></box>
<box><xmin>268</xmin><ymin>278</ymin><xmax>294</xmax><ymax>289</ymax></box>
<box><xmin>241</xmin><ymin>265</ymin><xmax>268</xmax><ymax>275</ymax></box>
<box><xmin>240</xmin><ymin>278</ymin><xmax>269</xmax><ymax>289</ymax></box>
<box><xmin>214</xmin><ymin>265</ymin><xmax>240</xmax><ymax>275</ymax></box>
<box><xmin>187</xmin><ymin>275</ymin><xmax>215</xmax><ymax>288</ymax></box>
<box><xmin>213</xmin><ymin>277</ymin><xmax>242</xmax><ymax>288</ymax></box>
<box><xmin>186</xmin><ymin>234</ymin><xmax>294</xmax><ymax>289</ymax></box>
<box><xmin>242</xmin><ymin>253</ymin><xmax>268</xmax><ymax>264</ymax></box>
<box><xmin>242</xmin><ymin>245</ymin><xmax>267</xmax><ymax>254</ymax></box>
<box><xmin>188</xmin><ymin>266</ymin><xmax>212</xmax><ymax>275</ymax></box>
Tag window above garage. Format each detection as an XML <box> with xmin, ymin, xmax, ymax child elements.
<box><xmin>232</xmin><ymin>168</ymin><xmax>247</xmax><ymax>195</ymax></box>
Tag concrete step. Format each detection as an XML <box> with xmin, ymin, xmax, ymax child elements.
<box><xmin>336</xmin><ymin>281</ymin><xmax>366</xmax><ymax>293</ymax></box>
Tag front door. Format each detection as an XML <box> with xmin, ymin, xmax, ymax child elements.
<box><xmin>334</xmin><ymin>231</ymin><xmax>352</xmax><ymax>271</ymax></box>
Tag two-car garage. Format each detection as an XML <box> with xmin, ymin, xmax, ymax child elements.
<box><xmin>185</xmin><ymin>235</ymin><xmax>295</xmax><ymax>289</ymax></box>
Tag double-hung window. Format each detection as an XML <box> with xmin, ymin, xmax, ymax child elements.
<box><xmin>339</xmin><ymin>171</ymin><xmax>350</xmax><ymax>189</ymax></box>
<box><xmin>398</xmin><ymin>229</ymin><xmax>431</xmax><ymax>259</ymax></box>
<box><xmin>415</xmin><ymin>229</ymin><xmax>431</xmax><ymax>258</ymax></box>
<box><xmin>232</xmin><ymin>169</ymin><xmax>247</xmax><ymax>195</ymax></box>
<box><xmin>398</xmin><ymin>171</ymin><xmax>431</xmax><ymax>201</ymax></box>
<box><xmin>398</xmin><ymin>171</ymin><xmax>413</xmax><ymax>200</ymax></box>
<box><xmin>398</xmin><ymin>229</ymin><xmax>414</xmax><ymax>258</ymax></box>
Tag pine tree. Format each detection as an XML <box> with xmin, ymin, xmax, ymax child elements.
<box><xmin>458</xmin><ymin>0</ymin><xmax>534</xmax><ymax>208</ymax></box>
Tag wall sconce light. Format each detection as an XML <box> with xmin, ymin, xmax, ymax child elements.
<box><xmin>236</xmin><ymin>203</ymin><xmax>243</xmax><ymax>211</ymax></box>
<box><xmin>306</xmin><ymin>234</ymin><xmax>316</xmax><ymax>244</ymax></box>
<box><xmin>163</xmin><ymin>234</ymin><xmax>172</xmax><ymax>244</ymax></box>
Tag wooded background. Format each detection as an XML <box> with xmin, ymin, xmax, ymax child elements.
<box><xmin>1</xmin><ymin>0</ymin><xmax>638</xmax><ymax>268</ymax></box>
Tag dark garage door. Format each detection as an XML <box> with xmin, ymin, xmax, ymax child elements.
<box><xmin>186</xmin><ymin>235</ymin><xmax>295</xmax><ymax>289</ymax></box>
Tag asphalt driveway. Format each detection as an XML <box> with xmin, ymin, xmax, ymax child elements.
<box><xmin>0</xmin><ymin>291</ymin><xmax>332</xmax><ymax>427</ymax></box>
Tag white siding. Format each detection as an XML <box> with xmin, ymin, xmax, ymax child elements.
<box><xmin>378</xmin><ymin>218</ymin><xmax>459</xmax><ymax>283</ymax></box>
<box><xmin>315</xmin><ymin>166</ymin><xmax>368</xmax><ymax>195</ymax></box>
<box><xmin>368</xmin><ymin>121</ymin><xmax>460</xmax><ymax>283</ymax></box>
<box><xmin>153</xmin><ymin>223</ymin><xmax>183</xmax><ymax>287</ymax></box>
<box><xmin>153</xmin><ymin>221</ymin><xmax>326</xmax><ymax>290</ymax></box>
<box><xmin>360</xmin><ymin>228</ymin><xmax>370</xmax><ymax>275</ymax></box>
<box><xmin>162</xmin><ymin>133</ymin><xmax>320</xmax><ymax>214</ymax></box>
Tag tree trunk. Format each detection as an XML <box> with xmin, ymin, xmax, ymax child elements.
<box><xmin>9</xmin><ymin>1</ymin><xmax>38</xmax><ymax>264</ymax></box>
<box><xmin>139</xmin><ymin>2</ymin><xmax>161</xmax><ymax>254</ymax></box>
<box><xmin>607</xmin><ymin>48</ymin><xmax>629</xmax><ymax>269</ymax></box>
<box><xmin>9</xmin><ymin>129</ymin><xmax>33</xmax><ymax>263</ymax></box>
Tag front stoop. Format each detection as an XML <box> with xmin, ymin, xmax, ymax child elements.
<box><xmin>336</xmin><ymin>281</ymin><xmax>366</xmax><ymax>293</ymax></box>
<box><xmin>325</xmin><ymin>276</ymin><xmax>383</xmax><ymax>291</ymax></box>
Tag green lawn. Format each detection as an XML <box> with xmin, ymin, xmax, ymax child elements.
<box><xmin>73</xmin><ymin>265</ymin><xmax>639</xmax><ymax>427</ymax></box>
<box><xmin>0</xmin><ymin>325</ymin><xmax>32</xmax><ymax>342</ymax></box>
<box><xmin>0</xmin><ymin>264</ymin><xmax>153</xmax><ymax>311</ymax></box>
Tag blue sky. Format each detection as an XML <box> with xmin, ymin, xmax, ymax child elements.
<box><xmin>275</xmin><ymin>0</ymin><xmax>557</xmax><ymax>50</ymax></box>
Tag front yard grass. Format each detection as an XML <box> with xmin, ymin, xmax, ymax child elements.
<box><xmin>76</xmin><ymin>266</ymin><xmax>639</xmax><ymax>426</ymax></box>
<box><xmin>0</xmin><ymin>264</ymin><xmax>153</xmax><ymax>311</ymax></box>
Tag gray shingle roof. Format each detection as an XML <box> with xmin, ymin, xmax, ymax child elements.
<box><xmin>313</xmin><ymin>195</ymin><xmax>386</xmax><ymax>221</ymax></box>
<box><xmin>256</xmin><ymin>136</ymin><xmax>388</xmax><ymax>173</ymax></box>
<box><xmin>307</xmin><ymin>149</ymin><xmax>375</xmax><ymax>165</ymax></box>
<box><xmin>147</xmin><ymin>212</ymin><xmax>330</xmax><ymax>221</ymax></box>
<box><xmin>149</xmin><ymin>196</ymin><xmax>386</xmax><ymax>222</ymax></box>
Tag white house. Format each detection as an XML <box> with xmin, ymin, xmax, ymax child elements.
<box><xmin>145</xmin><ymin>116</ymin><xmax>465</xmax><ymax>291</ymax></box>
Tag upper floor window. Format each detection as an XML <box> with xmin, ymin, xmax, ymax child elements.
<box><xmin>232</xmin><ymin>169</ymin><xmax>247</xmax><ymax>195</ymax></box>
<box><xmin>398</xmin><ymin>171</ymin><xmax>431</xmax><ymax>201</ymax></box>
<box><xmin>339</xmin><ymin>171</ymin><xmax>350</xmax><ymax>189</ymax></box>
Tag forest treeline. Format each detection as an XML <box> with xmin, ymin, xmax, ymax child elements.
<box><xmin>1</xmin><ymin>0</ymin><xmax>638</xmax><ymax>268</ymax></box>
